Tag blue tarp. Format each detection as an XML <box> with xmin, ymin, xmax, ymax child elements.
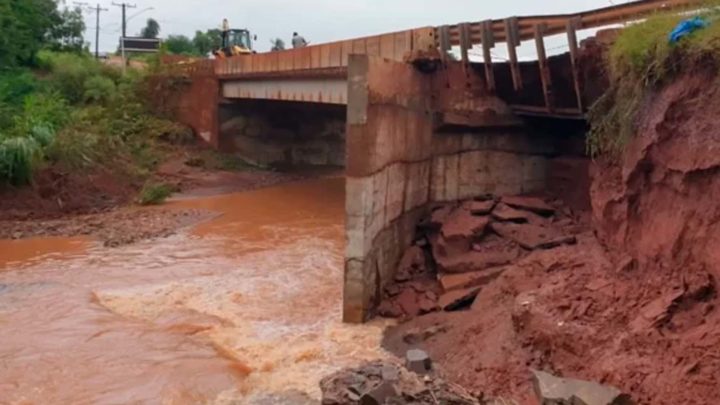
<box><xmin>669</xmin><ymin>16</ymin><xmax>709</xmax><ymax>43</ymax></box>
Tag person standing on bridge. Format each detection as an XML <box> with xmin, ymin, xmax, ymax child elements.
<box><xmin>221</xmin><ymin>19</ymin><xmax>230</xmax><ymax>47</ymax></box>
<box><xmin>292</xmin><ymin>32</ymin><xmax>308</xmax><ymax>48</ymax></box>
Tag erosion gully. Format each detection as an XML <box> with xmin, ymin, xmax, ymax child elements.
<box><xmin>0</xmin><ymin>177</ymin><xmax>391</xmax><ymax>404</ymax></box>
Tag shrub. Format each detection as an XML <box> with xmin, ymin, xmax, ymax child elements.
<box><xmin>18</xmin><ymin>91</ymin><xmax>70</xmax><ymax>130</ymax></box>
<box><xmin>83</xmin><ymin>75</ymin><xmax>117</xmax><ymax>104</ymax></box>
<box><xmin>39</xmin><ymin>51</ymin><xmax>101</xmax><ymax>103</ymax></box>
<box><xmin>0</xmin><ymin>70</ymin><xmax>39</xmax><ymax>107</ymax></box>
<box><xmin>0</xmin><ymin>136</ymin><xmax>42</xmax><ymax>185</ymax></box>
<box><xmin>138</xmin><ymin>182</ymin><xmax>173</xmax><ymax>205</ymax></box>
<box><xmin>45</xmin><ymin>128</ymin><xmax>100</xmax><ymax>169</ymax></box>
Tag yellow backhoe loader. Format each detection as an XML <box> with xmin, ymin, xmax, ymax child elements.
<box><xmin>213</xmin><ymin>21</ymin><xmax>257</xmax><ymax>59</ymax></box>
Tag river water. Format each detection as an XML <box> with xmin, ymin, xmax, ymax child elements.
<box><xmin>0</xmin><ymin>177</ymin><xmax>391</xmax><ymax>404</ymax></box>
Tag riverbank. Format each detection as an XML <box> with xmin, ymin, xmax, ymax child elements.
<box><xmin>0</xmin><ymin>147</ymin><xmax>322</xmax><ymax>246</ymax></box>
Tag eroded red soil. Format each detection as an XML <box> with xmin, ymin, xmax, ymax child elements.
<box><xmin>384</xmin><ymin>70</ymin><xmax>720</xmax><ymax>405</ymax></box>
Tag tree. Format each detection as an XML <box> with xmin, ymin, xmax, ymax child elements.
<box><xmin>0</xmin><ymin>0</ymin><xmax>63</xmax><ymax>67</ymax></box>
<box><xmin>48</xmin><ymin>6</ymin><xmax>86</xmax><ymax>53</ymax></box>
<box><xmin>141</xmin><ymin>18</ymin><xmax>160</xmax><ymax>39</ymax></box>
<box><xmin>192</xmin><ymin>29</ymin><xmax>222</xmax><ymax>56</ymax></box>
<box><xmin>270</xmin><ymin>38</ymin><xmax>285</xmax><ymax>52</ymax></box>
<box><xmin>164</xmin><ymin>35</ymin><xmax>197</xmax><ymax>55</ymax></box>
<box><xmin>192</xmin><ymin>31</ymin><xmax>213</xmax><ymax>56</ymax></box>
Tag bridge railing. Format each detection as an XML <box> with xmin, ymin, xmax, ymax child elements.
<box><xmin>434</xmin><ymin>0</ymin><xmax>702</xmax><ymax>116</ymax></box>
<box><xmin>215</xmin><ymin>28</ymin><xmax>436</xmax><ymax>78</ymax></box>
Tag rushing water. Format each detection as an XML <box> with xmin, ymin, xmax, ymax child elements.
<box><xmin>0</xmin><ymin>177</ymin><xmax>391</xmax><ymax>404</ymax></box>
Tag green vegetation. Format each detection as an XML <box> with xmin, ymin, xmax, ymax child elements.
<box><xmin>162</xmin><ymin>30</ymin><xmax>224</xmax><ymax>56</ymax></box>
<box><xmin>0</xmin><ymin>1</ymin><xmax>194</xmax><ymax>197</ymax></box>
<box><xmin>141</xmin><ymin>19</ymin><xmax>161</xmax><ymax>39</ymax></box>
<box><xmin>138</xmin><ymin>182</ymin><xmax>174</xmax><ymax>205</ymax></box>
<box><xmin>588</xmin><ymin>4</ymin><xmax>720</xmax><ymax>158</ymax></box>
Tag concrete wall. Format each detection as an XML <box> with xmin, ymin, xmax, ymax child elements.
<box><xmin>343</xmin><ymin>55</ymin><xmax>554</xmax><ymax>323</ymax></box>
<box><xmin>219</xmin><ymin>100</ymin><xmax>346</xmax><ymax>167</ymax></box>
<box><xmin>175</xmin><ymin>76</ymin><xmax>220</xmax><ymax>148</ymax></box>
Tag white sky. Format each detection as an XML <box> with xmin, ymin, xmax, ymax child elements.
<box><xmin>82</xmin><ymin>0</ymin><xmax>632</xmax><ymax>54</ymax></box>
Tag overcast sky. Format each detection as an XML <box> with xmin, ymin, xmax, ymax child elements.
<box><xmin>83</xmin><ymin>0</ymin><xmax>631</xmax><ymax>54</ymax></box>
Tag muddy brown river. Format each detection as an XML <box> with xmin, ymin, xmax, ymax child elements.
<box><xmin>0</xmin><ymin>178</ymin><xmax>391</xmax><ymax>404</ymax></box>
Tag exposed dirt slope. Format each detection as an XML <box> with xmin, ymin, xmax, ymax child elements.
<box><xmin>384</xmin><ymin>70</ymin><xmax>720</xmax><ymax>405</ymax></box>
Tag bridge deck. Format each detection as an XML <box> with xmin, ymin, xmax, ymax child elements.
<box><xmin>181</xmin><ymin>0</ymin><xmax>701</xmax><ymax>115</ymax></box>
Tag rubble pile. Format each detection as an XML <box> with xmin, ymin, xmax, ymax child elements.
<box><xmin>379</xmin><ymin>194</ymin><xmax>579</xmax><ymax>319</ymax></box>
<box><xmin>320</xmin><ymin>356</ymin><xmax>479</xmax><ymax>405</ymax></box>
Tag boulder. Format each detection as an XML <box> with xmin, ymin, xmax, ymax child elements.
<box><xmin>439</xmin><ymin>266</ymin><xmax>507</xmax><ymax>292</ymax></box>
<box><xmin>442</xmin><ymin>209</ymin><xmax>491</xmax><ymax>240</ymax></box>
<box><xmin>435</xmin><ymin>250</ymin><xmax>516</xmax><ymax>274</ymax></box>
<box><xmin>395</xmin><ymin>246</ymin><xmax>427</xmax><ymax>281</ymax></box>
<box><xmin>360</xmin><ymin>380</ymin><xmax>398</xmax><ymax>405</ymax></box>
<box><xmin>492</xmin><ymin>203</ymin><xmax>535</xmax><ymax>223</ymax></box>
<box><xmin>377</xmin><ymin>300</ymin><xmax>403</xmax><ymax>318</ymax></box>
<box><xmin>491</xmin><ymin>222</ymin><xmax>576</xmax><ymax>250</ymax></box>
<box><xmin>502</xmin><ymin>196</ymin><xmax>555</xmax><ymax>216</ymax></box>
<box><xmin>405</xmin><ymin>349</ymin><xmax>433</xmax><ymax>374</ymax></box>
<box><xmin>417</xmin><ymin>294</ymin><xmax>439</xmax><ymax>314</ymax></box>
<box><xmin>531</xmin><ymin>369</ymin><xmax>634</xmax><ymax>405</ymax></box>
<box><xmin>426</xmin><ymin>205</ymin><xmax>454</xmax><ymax>232</ymax></box>
<box><xmin>320</xmin><ymin>361</ymin><xmax>479</xmax><ymax>405</ymax></box>
<box><xmin>439</xmin><ymin>208</ymin><xmax>491</xmax><ymax>256</ymax></box>
<box><xmin>438</xmin><ymin>287</ymin><xmax>481</xmax><ymax>311</ymax></box>
<box><xmin>462</xmin><ymin>199</ymin><xmax>497</xmax><ymax>215</ymax></box>
<box><xmin>396</xmin><ymin>288</ymin><xmax>421</xmax><ymax>317</ymax></box>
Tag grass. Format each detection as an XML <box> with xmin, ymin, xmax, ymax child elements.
<box><xmin>588</xmin><ymin>3</ymin><xmax>720</xmax><ymax>158</ymax></box>
<box><xmin>138</xmin><ymin>182</ymin><xmax>174</xmax><ymax>205</ymax></box>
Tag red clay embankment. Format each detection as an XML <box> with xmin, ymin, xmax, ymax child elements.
<box><xmin>383</xmin><ymin>69</ymin><xmax>720</xmax><ymax>405</ymax></box>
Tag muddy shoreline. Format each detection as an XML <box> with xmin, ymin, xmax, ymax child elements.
<box><xmin>0</xmin><ymin>160</ymin><xmax>324</xmax><ymax>246</ymax></box>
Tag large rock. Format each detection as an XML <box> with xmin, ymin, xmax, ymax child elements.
<box><xmin>435</xmin><ymin>249</ymin><xmax>517</xmax><ymax>274</ymax></box>
<box><xmin>426</xmin><ymin>205</ymin><xmax>454</xmax><ymax>232</ymax></box>
<box><xmin>438</xmin><ymin>286</ymin><xmax>481</xmax><ymax>311</ymax></box>
<box><xmin>320</xmin><ymin>361</ymin><xmax>479</xmax><ymax>405</ymax></box>
<box><xmin>492</xmin><ymin>203</ymin><xmax>536</xmax><ymax>223</ymax></box>
<box><xmin>491</xmin><ymin>222</ymin><xmax>576</xmax><ymax>250</ymax></box>
<box><xmin>439</xmin><ymin>266</ymin><xmax>507</xmax><ymax>292</ymax></box>
<box><xmin>502</xmin><ymin>196</ymin><xmax>555</xmax><ymax>216</ymax></box>
<box><xmin>360</xmin><ymin>380</ymin><xmax>398</xmax><ymax>405</ymax></box>
<box><xmin>440</xmin><ymin>208</ymin><xmax>491</xmax><ymax>255</ymax></box>
<box><xmin>531</xmin><ymin>369</ymin><xmax>634</xmax><ymax>405</ymax></box>
<box><xmin>395</xmin><ymin>246</ymin><xmax>427</xmax><ymax>282</ymax></box>
<box><xmin>462</xmin><ymin>199</ymin><xmax>497</xmax><ymax>215</ymax></box>
<box><xmin>405</xmin><ymin>349</ymin><xmax>433</xmax><ymax>374</ymax></box>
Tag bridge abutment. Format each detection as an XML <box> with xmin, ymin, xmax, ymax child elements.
<box><xmin>218</xmin><ymin>101</ymin><xmax>346</xmax><ymax>168</ymax></box>
<box><xmin>343</xmin><ymin>55</ymin><xmax>556</xmax><ymax>323</ymax></box>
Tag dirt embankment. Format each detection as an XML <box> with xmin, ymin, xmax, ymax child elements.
<box><xmin>383</xmin><ymin>70</ymin><xmax>720</xmax><ymax>405</ymax></box>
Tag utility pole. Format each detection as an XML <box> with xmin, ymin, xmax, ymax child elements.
<box><xmin>111</xmin><ymin>2</ymin><xmax>137</xmax><ymax>74</ymax></box>
<box><xmin>75</xmin><ymin>2</ymin><xmax>109</xmax><ymax>59</ymax></box>
<box><xmin>93</xmin><ymin>5</ymin><xmax>109</xmax><ymax>58</ymax></box>
<box><xmin>111</xmin><ymin>2</ymin><xmax>137</xmax><ymax>38</ymax></box>
<box><xmin>76</xmin><ymin>3</ymin><xmax>109</xmax><ymax>59</ymax></box>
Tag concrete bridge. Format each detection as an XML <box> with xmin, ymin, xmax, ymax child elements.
<box><xmin>170</xmin><ymin>0</ymin><xmax>699</xmax><ymax>322</ymax></box>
